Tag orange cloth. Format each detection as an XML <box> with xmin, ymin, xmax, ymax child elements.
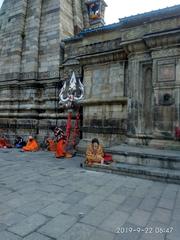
<box><xmin>55</xmin><ymin>139</ymin><xmax>72</xmax><ymax>158</ymax></box>
<box><xmin>55</xmin><ymin>139</ymin><xmax>66</xmax><ymax>158</ymax></box>
<box><xmin>22</xmin><ymin>139</ymin><xmax>39</xmax><ymax>151</ymax></box>
<box><xmin>86</xmin><ymin>144</ymin><xmax>104</xmax><ymax>164</ymax></box>
<box><xmin>47</xmin><ymin>139</ymin><xmax>56</xmax><ymax>152</ymax></box>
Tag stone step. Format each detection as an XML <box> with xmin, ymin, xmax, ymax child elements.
<box><xmin>79</xmin><ymin>143</ymin><xmax>180</xmax><ymax>183</ymax></box>
<box><xmin>85</xmin><ymin>162</ymin><xmax>180</xmax><ymax>184</ymax></box>
<box><xmin>106</xmin><ymin>145</ymin><xmax>180</xmax><ymax>170</ymax></box>
<box><xmin>110</xmin><ymin>152</ymin><xmax>180</xmax><ymax>170</ymax></box>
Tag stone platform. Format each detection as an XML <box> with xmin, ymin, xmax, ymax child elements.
<box><xmin>0</xmin><ymin>149</ymin><xmax>180</xmax><ymax>240</ymax></box>
<box><xmin>84</xmin><ymin>145</ymin><xmax>180</xmax><ymax>184</ymax></box>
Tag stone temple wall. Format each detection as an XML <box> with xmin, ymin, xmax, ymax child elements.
<box><xmin>61</xmin><ymin>5</ymin><xmax>180</xmax><ymax>147</ymax></box>
<box><xmin>0</xmin><ymin>1</ymin><xmax>180</xmax><ymax>148</ymax></box>
<box><xmin>0</xmin><ymin>0</ymin><xmax>84</xmax><ymax>143</ymax></box>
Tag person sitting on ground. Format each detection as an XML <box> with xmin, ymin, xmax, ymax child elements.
<box><xmin>55</xmin><ymin>134</ymin><xmax>67</xmax><ymax>158</ymax></box>
<box><xmin>85</xmin><ymin>138</ymin><xmax>113</xmax><ymax>166</ymax></box>
<box><xmin>46</xmin><ymin>137</ymin><xmax>56</xmax><ymax>152</ymax></box>
<box><xmin>86</xmin><ymin>138</ymin><xmax>104</xmax><ymax>165</ymax></box>
<box><xmin>14</xmin><ymin>136</ymin><xmax>26</xmax><ymax>148</ymax></box>
<box><xmin>55</xmin><ymin>127</ymin><xmax>72</xmax><ymax>158</ymax></box>
<box><xmin>0</xmin><ymin>136</ymin><xmax>12</xmax><ymax>148</ymax></box>
<box><xmin>22</xmin><ymin>136</ymin><xmax>39</xmax><ymax>152</ymax></box>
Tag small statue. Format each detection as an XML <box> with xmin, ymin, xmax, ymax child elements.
<box><xmin>89</xmin><ymin>2</ymin><xmax>100</xmax><ymax>19</ymax></box>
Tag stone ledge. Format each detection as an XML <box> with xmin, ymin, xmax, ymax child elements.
<box><xmin>81</xmin><ymin>127</ymin><xmax>126</xmax><ymax>134</ymax></box>
<box><xmin>106</xmin><ymin>149</ymin><xmax>180</xmax><ymax>162</ymax></box>
<box><xmin>81</xmin><ymin>97</ymin><xmax>127</xmax><ymax>106</ymax></box>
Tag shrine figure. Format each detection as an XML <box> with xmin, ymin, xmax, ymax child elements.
<box><xmin>88</xmin><ymin>2</ymin><xmax>100</xmax><ymax>19</ymax></box>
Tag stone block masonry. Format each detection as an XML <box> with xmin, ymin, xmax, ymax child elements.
<box><xmin>0</xmin><ymin>0</ymin><xmax>85</xmax><ymax>142</ymax></box>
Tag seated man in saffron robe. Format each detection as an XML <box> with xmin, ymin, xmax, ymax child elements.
<box><xmin>46</xmin><ymin>138</ymin><xmax>56</xmax><ymax>152</ymax></box>
<box><xmin>54</xmin><ymin>127</ymin><xmax>72</xmax><ymax>158</ymax></box>
<box><xmin>55</xmin><ymin>135</ymin><xmax>66</xmax><ymax>158</ymax></box>
<box><xmin>22</xmin><ymin>136</ymin><xmax>39</xmax><ymax>151</ymax></box>
<box><xmin>56</xmin><ymin>139</ymin><xmax>72</xmax><ymax>158</ymax></box>
<box><xmin>86</xmin><ymin>138</ymin><xmax>104</xmax><ymax>165</ymax></box>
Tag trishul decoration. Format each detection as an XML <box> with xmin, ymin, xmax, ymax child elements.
<box><xmin>59</xmin><ymin>72</ymin><xmax>84</xmax><ymax>146</ymax></box>
<box><xmin>59</xmin><ymin>72</ymin><xmax>84</xmax><ymax>109</ymax></box>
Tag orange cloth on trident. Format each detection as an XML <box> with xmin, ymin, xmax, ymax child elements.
<box><xmin>22</xmin><ymin>138</ymin><xmax>39</xmax><ymax>151</ymax></box>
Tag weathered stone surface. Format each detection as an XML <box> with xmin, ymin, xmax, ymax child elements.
<box><xmin>39</xmin><ymin>201</ymin><xmax>71</xmax><ymax>217</ymax></box>
<box><xmin>150</xmin><ymin>208</ymin><xmax>171</xmax><ymax>224</ymax></box>
<box><xmin>23</xmin><ymin>232</ymin><xmax>52</xmax><ymax>240</ymax></box>
<box><xmin>8</xmin><ymin>213</ymin><xmax>47</xmax><ymax>237</ymax></box>
<box><xmin>0</xmin><ymin>1</ymin><xmax>180</xmax><ymax>148</ymax></box>
<box><xmin>0</xmin><ymin>231</ymin><xmax>22</xmax><ymax>240</ymax></box>
<box><xmin>57</xmin><ymin>223</ymin><xmax>95</xmax><ymax>240</ymax></box>
<box><xmin>99</xmin><ymin>210</ymin><xmax>129</xmax><ymax>233</ymax></box>
<box><xmin>128</xmin><ymin>209</ymin><xmax>151</xmax><ymax>227</ymax></box>
<box><xmin>62</xmin><ymin>5</ymin><xmax>180</xmax><ymax>147</ymax></box>
<box><xmin>89</xmin><ymin>229</ymin><xmax>115</xmax><ymax>240</ymax></box>
<box><xmin>38</xmin><ymin>214</ymin><xmax>76</xmax><ymax>239</ymax></box>
<box><xmin>0</xmin><ymin>0</ymin><xmax>85</xmax><ymax>142</ymax></box>
<box><xmin>0</xmin><ymin>149</ymin><xmax>180</xmax><ymax>239</ymax></box>
<box><xmin>0</xmin><ymin>212</ymin><xmax>26</xmax><ymax>227</ymax></box>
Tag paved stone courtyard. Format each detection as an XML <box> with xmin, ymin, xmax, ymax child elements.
<box><xmin>0</xmin><ymin>149</ymin><xmax>180</xmax><ymax>240</ymax></box>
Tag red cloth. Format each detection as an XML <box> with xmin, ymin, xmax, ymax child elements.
<box><xmin>66</xmin><ymin>112</ymin><xmax>72</xmax><ymax>144</ymax></box>
<box><xmin>104</xmin><ymin>153</ymin><xmax>113</xmax><ymax>162</ymax></box>
<box><xmin>175</xmin><ymin>127</ymin><xmax>180</xmax><ymax>138</ymax></box>
<box><xmin>0</xmin><ymin>138</ymin><xmax>12</xmax><ymax>148</ymax></box>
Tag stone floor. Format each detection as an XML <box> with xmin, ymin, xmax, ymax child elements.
<box><xmin>0</xmin><ymin>149</ymin><xmax>180</xmax><ymax>240</ymax></box>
